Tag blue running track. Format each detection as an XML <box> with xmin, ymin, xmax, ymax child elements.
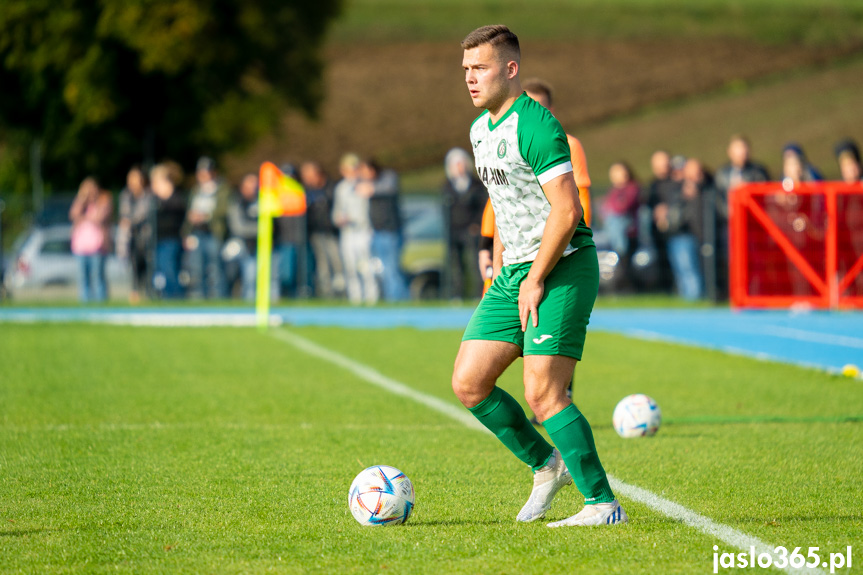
<box><xmin>1</xmin><ymin>306</ymin><xmax>860</xmax><ymax>375</ymax></box>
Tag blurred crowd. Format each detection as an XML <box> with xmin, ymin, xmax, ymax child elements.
<box><xmin>598</xmin><ymin>136</ymin><xmax>862</xmax><ymax>301</ymax></box>
<box><xmin>65</xmin><ymin>134</ymin><xmax>862</xmax><ymax>305</ymax></box>
<box><xmin>68</xmin><ymin>155</ymin><xmax>414</xmax><ymax>304</ymax></box>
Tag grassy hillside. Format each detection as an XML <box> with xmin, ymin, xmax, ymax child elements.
<box><xmin>330</xmin><ymin>0</ymin><xmax>863</xmax><ymax>46</ymax></box>
<box><xmin>226</xmin><ymin>0</ymin><xmax>863</xmax><ymax>189</ymax></box>
<box><xmin>402</xmin><ymin>54</ymin><xmax>863</xmax><ymax>192</ymax></box>
<box><xmin>580</xmin><ymin>55</ymin><xmax>863</xmax><ymax>189</ymax></box>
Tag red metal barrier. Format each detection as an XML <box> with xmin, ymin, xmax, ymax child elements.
<box><xmin>729</xmin><ymin>181</ymin><xmax>863</xmax><ymax>309</ymax></box>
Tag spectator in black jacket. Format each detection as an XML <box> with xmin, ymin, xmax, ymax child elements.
<box><xmin>227</xmin><ymin>172</ymin><xmax>280</xmax><ymax>301</ymax></box>
<box><xmin>714</xmin><ymin>135</ymin><xmax>770</xmax><ymax>295</ymax></box>
<box><xmin>117</xmin><ymin>165</ymin><xmax>153</xmax><ymax>302</ymax></box>
<box><xmin>300</xmin><ymin>161</ymin><xmax>344</xmax><ymax>298</ymax></box>
<box><xmin>358</xmin><ymin>158</ymin><xmax>407</xmax><ymax>301</ymax></box>
<box><xmin>275</xmin><ymin>163</ymin><xmax>310</xmax><ymax>298</ymax></box>
<box><xmin>653</xmin><ymin>156</ymin><xmax>703</xmax><ymax>300</ymax></box>
<box><xmin>645</xmin><ymin>150</ymin><xmax>677</xmax><ymax>292</ymax></box>
<box><xmin>442</xmin><ymin>147</ymin><xmax>488</xmax><ymax>299</ymax></box>
<box><xmin>714</xmin><ymin>135</ymin><xmax>770</xmax><ymax>203</ymax></box>
<box><xmin>150</xmin><ymin>162</ymin><xmax>187</xmax><ymax>299</ymax></box>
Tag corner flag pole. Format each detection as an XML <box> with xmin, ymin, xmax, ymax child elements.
<box><xmin>255</xmin><ymin>200</ymin><xmax>274</xmax><ymax>330</ymax></box>
<box><xmin>256</xmin><ymin>162</ymin><xmax>307</xmax><ymax>330</ymax></box>
<box><xmin>256</xmin><ymin>162</ymin><xmax>280</xmax><ymax>330</ymax></box>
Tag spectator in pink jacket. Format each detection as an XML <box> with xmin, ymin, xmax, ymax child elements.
<box><xmin>69</xmin><ymin>177</ymin><xmax>113</xmax><ymax>303</ymax></box>
<box><xmin>601</xmin><ymin>162</ymin><xmax>641</xmax><ymax>257</ymax></box>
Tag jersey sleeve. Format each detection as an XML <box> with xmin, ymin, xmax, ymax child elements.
<box><xmin>516</xmin><ymin>103</ymin><xmax>573</xmax><ymax>186</ymax></box>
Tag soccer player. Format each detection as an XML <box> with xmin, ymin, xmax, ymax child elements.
<box><xmin>479</xmin><ymin>78</ymin><xmax>589</xmax><ymax>423</ymax></box>
<box><xmin>477</xmin><ymin>78</ymin><xmax>591</xmax><ymax>293</ymax></box>
<box><xmin>452</xmin><ymin>25</ymin><xmax>627</xmax><ymax>527</ymax></box>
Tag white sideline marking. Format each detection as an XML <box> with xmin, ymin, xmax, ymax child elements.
<box><xmin>272</xmin><ymin>328</ymin><xmax>825</xmax><ymax>575</ymax></box>
<box><xmin>607</xmin><ymin>480</ymin><xmax>825</xmax><ymax>575</ymax></box>
<box><xmin>270</xmin><ymin>330</ymin><xmax>487</xmax><ymax>433</ymax></box>
<box><xmin>0</xmin><ymin>311</ymin><xmax>271</xmax><ymax>327</ymax></box>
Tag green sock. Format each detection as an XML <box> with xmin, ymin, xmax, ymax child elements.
<box><xmin>544</xmin><ymin>403</ymin><xmax>615</xmax><ymax>504</ymax></box>
<box><xmin>468</xmin><ymin>386</ymin><xmax>553</xmax><ymax>471</ymax></box>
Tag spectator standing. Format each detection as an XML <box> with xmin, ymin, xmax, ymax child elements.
<box><xmin>782</xmin><ymin>143</ymin><xmax>823</xmax><ymax>184</ymax></box>
<box><xmin>300</xmin><ymin>161</ymin><xmax>344</xmax><ymax>298</ymax></box>
<box><xmin>670</xmin><ymin>154</ymin><xmax>687</xmax><ymax>183</ymax></box>
<box><xmin>274</xmin><ymin>163</ymin><xmax>308</xmax><ymax>298</ymax></box>
<box><xmin>774</xmin><ymin>145</ymin><xmax>824</xmax><ymax>296</ymax></box>
<box><xmin>655</xmin><ymin>157</ymin><xmax>703</xmax><ymax>300</ymax></box>
<box><xmin>150</xmin><ymin>162</ymin><xmax>187</xmax><ymax>299</ymax></box>
<box><xmin>714</xmin><ymin>135</ymin><xmax>770</xmax><ymax>297</ymax></box>
<box><xmin>835</xmin><ymin>140</ymin><xmax>863</xmax><ymax>294</ymax></box>
<box><xmin>182</xmin><ymin>156</ymin><xmax>230</xmax><ymax>299</ymax></box>
<box><xmin>332</xmin><ymin>153</ymin><xmax>377</xmax><ymax>305</ymax></box>
<box><xmin>600</xmin><ymin>162</ymin><xmax>641</xmax><ymax>257</ymax></box>
<box><xmin>69</xmin><ymin>177</ymin><xmax>113</xmax><ymax>303</ymax></box>
<box><xmin>645</xmin><ymin>150</ymin><xmax>677</xmax><ymax>291</ymax></box>
<box><xmin>682</xmin><ymin>159</ymin><xmax>723</xmax><ymax>299</ymax></box>
<box><xmin>781</xmin><ymin>147</ymin><xmax>821</xmax><ymax>187</ymax></box>
<box><xmin>715</xmin><ymin>135</ymin><xmax>770</xmax><ymax>200</ymax></box>
<box><xmin>227</xmin><ymin>172</ymin><xmax>280</xmax><ymax>301</ymax></box>
<box><xmin>835</xmin><ymin>139</ymin><xmax>862</xmax><ymax>184</ymax></box>
<box><xmin>359</xmin><ymin>158</ymin><xmax>407</xmax><ymax>302</ymax></box>
<box><xmin>117</xmin><ymin>166</ymin><xmax>153</xmax><ymax>303</ymax></box>
<box><xmin>442</xmin><ymin>147</ymin><xmax>488</xmax><ymax>299</ymax></box>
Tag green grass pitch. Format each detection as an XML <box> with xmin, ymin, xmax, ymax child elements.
<box><xmin>1</xmin><ymin>323</ymin><xmax>861</xmax><ymax>573</ymax></box>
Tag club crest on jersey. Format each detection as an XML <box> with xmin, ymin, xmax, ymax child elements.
<box><xmin>497</xmin><ymin>139</ymin><xmax>507</xmax><ymax>158</ymax></box>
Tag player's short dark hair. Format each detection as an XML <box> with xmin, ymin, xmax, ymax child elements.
<box><xmin>461</xmin><ymin>25</ymin><xmax>520</xmax><ymax>63</ymax></box>
<box><xmin>522</xmin><ymin>78</ymin><xmax>554</xmax><ymax>107</ymax></box>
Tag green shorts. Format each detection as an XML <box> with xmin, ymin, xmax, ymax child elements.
<box><xmin>462</xmin><ymin>246</ymin><xmax>598</xmax><ymax>360</ymax></box>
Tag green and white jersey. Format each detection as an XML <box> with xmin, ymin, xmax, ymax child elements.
<box><xmin>470</xmin><ymin>92</ymin><xmax>594</xmax><ymax>266</ymax></box>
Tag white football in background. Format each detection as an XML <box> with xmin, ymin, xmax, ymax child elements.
<box><xmin>613</xmin><ymin>394</ymin><xmax>662</xmax><ymax>438</ymax></box>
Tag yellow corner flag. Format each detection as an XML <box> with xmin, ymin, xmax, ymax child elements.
<box><xmin>256</xmin><ymin>162</ymin><xmax>306</xmax><ymax>329</ymax></box>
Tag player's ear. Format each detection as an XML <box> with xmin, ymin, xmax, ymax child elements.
<box><xmin>506</xmin><ymin>60</ymin><xmax>519</xmax><ymax>80</ymax></box>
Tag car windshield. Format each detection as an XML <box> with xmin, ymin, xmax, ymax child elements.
<box><xmin>41</xmin><ymin>239</ymin><xmax>72</xmax><ymax>255</ymax></box>
<box><xmin>402</xmin><ymin>197</ymin><xmax>443</xmax><ymax>242</ymax></box>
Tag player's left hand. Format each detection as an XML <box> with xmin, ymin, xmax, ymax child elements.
<box><xmin>519</xmin><ymin>277</ymin><xmax>544</xmax><ymax>331</ymax></box>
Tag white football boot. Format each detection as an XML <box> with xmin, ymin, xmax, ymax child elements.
<box><xmin>516</xmin><ymin>449</ymin><xmax>572</xmax><ymax>522</ymax></box>
<box><xmin>547</xmin><ymin>499</ymin><xmax>628</xmax><ymax>527</ymax></box>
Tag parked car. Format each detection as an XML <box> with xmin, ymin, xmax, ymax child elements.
<box><xmin>3</xmin><ymin>224</ymin><xmax>131</xmax><ymax>300</ymax></box>
<box><xmin>396</xmin><ymin>196</ymin><xmax>656</xmax><ymax>299</ymax></box>
<box><xmin>398</xmin><ymin>196</ymin><xmax>445</xmax><ymax>300</ymax></box>
<box><xmin>592</xmin><ymin>225</ymin><xmax>663</xmax><ymax>294</ymax></box>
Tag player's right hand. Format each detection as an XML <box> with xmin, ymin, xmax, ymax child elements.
<box><xmin>518</xmin><ymin>277</ymin><xmax>544</xmax><ymax>331</ymax></box>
